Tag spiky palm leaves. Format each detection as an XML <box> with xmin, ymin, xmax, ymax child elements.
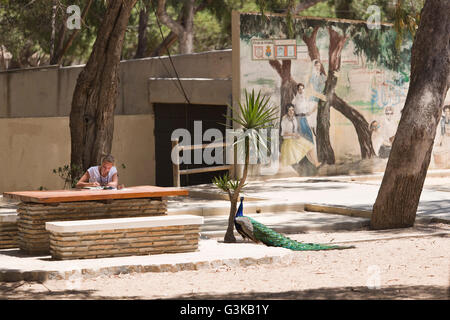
<box><xmin>213</xmin><ymin>89</ymin><xmax>278</xmax><ymax>243</ymax></box>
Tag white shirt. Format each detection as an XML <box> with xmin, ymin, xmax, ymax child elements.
<box><xmin>292</xmin><ymin>93</ymin><xmax>316</xmax><ymax>128</ymax></box>
<box><xmin>371</xmin><ymin>130</ymin><xmax>384</xmax><ymax>156</ymax></box>
<box><xmin>281</xmin><ymin>115</ymin><xmax>298</xmax><ymax>138</ymax></box>
<box><xmin>381</xmin><ymin>118</ymin><xmax>397</xmax><ymax>146</ymax></box>
<box><xmin>87</xmin><ymin>166</ymin><xmax>117</xmax><ymax>185</ymax></box>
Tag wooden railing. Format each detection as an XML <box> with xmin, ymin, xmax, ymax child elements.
<box><xmin>171</xmin><ymin>139</ymin><xmax>233</xmax><ymax>187</ymax></box>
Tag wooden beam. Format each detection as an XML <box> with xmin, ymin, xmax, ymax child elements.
<box><xmin>179</xmin><ymin>165</ymin><xmax>232</xmax><ymax>175</ymax></box>
<box><xmin>3</xmin><ymin>186</ymin><xmax>188</xmax><ymax>204</ymax></box>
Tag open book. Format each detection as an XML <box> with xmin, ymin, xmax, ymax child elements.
<box><xmin>83</xmin><ymin>186</ymin><xmax>117</xmax><ymax>190</ymax></box>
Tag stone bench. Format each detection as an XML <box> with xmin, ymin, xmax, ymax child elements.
<box><xmin>0</xmin><ymin>210</ymin><xmax>19</xmax><ymax>249</ymax></box>
<box><xmin>17</xmin><ymin>198</ymin><xmax>168</xmax><ymax>255</ymax></box>
<box><xmin>45</xmin><ymin>215</ymin><xmax>203</xmax><ymax>260</ymax></box>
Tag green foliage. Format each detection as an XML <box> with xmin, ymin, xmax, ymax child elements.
<box><xmin>0</xmin><ymin>0</ymin><xmax>105</xmax><ymax>67</ymax></box>
<box><xmin>212</xmin><ymin>173</ymin><xmax>243</xmax><ymax>193</ymax></box>
<box><xmin>392</xmin><ymin>0</ymin><xmax>423</xmax><ymax>49</ymax></box>
<box><xmin>52</xmin><ymin>163</ymin><xmax>83</xmax><ymax>189</ymax></box>
<box><xmin>300</xmin><ymin>2</ymin><xmax>336</xmax><ymax>18</ymax></box>
<box><xmin>0</xmin><ymin>0</ymin><xmax>424</xmax><ymax>68</ymax></box>
<box><xmin>214</xmin><ymin>89</ymin><xmax>277</xmax><ymax>189</ymax></box>
<box><xmin>352</xmin><ymin>25</ymin><xmax>412</xmax><ymax>74</ymax></box>
<box><xmin>229</xmin><ymin>89</ymin><xmax>279</xmax><ymax>130</ymax></box>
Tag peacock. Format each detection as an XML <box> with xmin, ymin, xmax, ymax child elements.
<box><xmin>234</xmin><ymin>197</ymin><xmax>354</xmax><ymax>251</ymax></box>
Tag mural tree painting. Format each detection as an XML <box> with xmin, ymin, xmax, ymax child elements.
<box><xmin>268</xmin><ymin>59</ymin><xmax>297</xmax><ymax>116</ymax></box>
<box><xmin>296</xmin><ymin>18</ymin><xmax>414</xmax><ymax>164</ymax></box>
<box><xmin>246</xmin><ymin>14</ymin><xmax>378</xmax><ymax>165</ymax></box>
<box><xmin>245</xmin><ymin>11</ymin><xmax>415</xmax><ymax>167</ymax></box>
<box><xmin>371</xmin><ymin>0</ymin><xmax>450</xmax><ymax>230</ymax></box>
<box><xmin>301</xmin><ymin>22</ymin><xmax>381</xmax><ymax>163</ymax></box>
<box><xmin>315</xmin><ymin>25</ymin><xmax>349</xmax><ymax>164</ymax></box>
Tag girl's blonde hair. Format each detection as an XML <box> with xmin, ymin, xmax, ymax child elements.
<box><xmin>101</xmin><ymin>154</ymin><xmax>115</xmax><ymax>165</ymax></box>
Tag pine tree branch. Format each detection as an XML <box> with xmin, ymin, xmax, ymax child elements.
<box><xmin>157</xmin><ymin>0</ymin><xmax>184</xmax><ymax>36</ymax></box>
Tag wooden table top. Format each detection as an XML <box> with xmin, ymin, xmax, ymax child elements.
<box><xmin>3</xmin><ymin>185</ymin><xmax>188</xmax><ymax>204</ymax></box>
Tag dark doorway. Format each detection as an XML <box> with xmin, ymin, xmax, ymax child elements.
<box><xmin>154</xmin><ymin>103</ymin><xmax>229</xmax><ymax>187</ymax></box>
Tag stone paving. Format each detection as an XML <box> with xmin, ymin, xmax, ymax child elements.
<box><xmin>0</xmin><ymin>170</ymin><xmax>449</xmax><ymax>282</ymax></box>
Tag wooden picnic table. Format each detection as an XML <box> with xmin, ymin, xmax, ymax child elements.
<box><xmin>3</xmin><ymin>185</ymin><xmax>188</xmax><ymax>203</ymax></box>
<box><xmin>3</xmin><ymin>185</ymin><xmax>188</xmax><ymax>255</ymax></box>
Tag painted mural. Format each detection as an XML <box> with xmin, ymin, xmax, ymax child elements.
<box><xmin>433</xmin><ymin>105</ymin><xmax>450</xmax><ymax>169</ymax></box>
<box><xmin>236</xmin><ymin>12</ymin><xmax>449</xmax><ymax>176</ymax></box>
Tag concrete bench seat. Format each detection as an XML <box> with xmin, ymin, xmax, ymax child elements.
<box><xmin>15</xmin><ymin>198</ymin><xmax>169</xmax><ymax>255</ymax></box>
<box><xmin>0</xmin><ymin>211</ymin><xmax>19</xmax><ymax>249</ymax></box>
<box><xmin>45</xmin><ymin>215</ymin><xmax>203</xmax><ymax>260</ymax></box>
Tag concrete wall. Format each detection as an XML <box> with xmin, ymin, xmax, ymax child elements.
<box><xmin>0</xmin><ymin>49</ymin><xmax>232</xmax><ymax>118</ymax></box>
<box><xmin>0</xmin><ymin>115</ymin><xmax>155</xmax><ymax>192</ymax></box>
<box><xmin>0</xmin><ymin>50</ymin><xmax>232</xmax><ymax>193</ymax></box>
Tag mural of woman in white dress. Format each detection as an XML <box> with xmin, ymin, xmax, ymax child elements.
<box><xmin>306</xmin><ymin>60</ymin><xmax>327</xmax><ymax>131</ymax></box>
<box><xmin>292</xmin><ymin>83</ymin><xmax>316</xmax><ymax>143</ymax></box>
<box><xmin>369</xmin><ymin>120</ymin><xmax>384</xmax><ymax>157</ymax></box>
<box><xmin>279</xmin><ymin>104</ymin><xmax>321</xmax><ymax>168</ymax></box>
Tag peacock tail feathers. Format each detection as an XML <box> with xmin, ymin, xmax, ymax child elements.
<box><xmin>241</xmin><ymin>216</ymin><xmax>354</xmax><ymax>251</ymax></box>
<box><xmin>234</xmin><ymin>197</ymin><xmax>354</xmax><ymax>251</ymax></box>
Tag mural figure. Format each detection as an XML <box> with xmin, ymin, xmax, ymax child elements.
<box><xmin>370</xmin><ymin>72</ymin><xmax>389</xmax><ymax>113</ymax></box>
<box><xmin>238</xmin><ymin>13</ymin><xmax>413</xmax><ymax>175</ymax></box>
<box><xmin>280</xmin><ymin>104</ymin><xmax>321</xmax><ymax>168</ymax></box>
<box><xmin>369</xmin><ymin>120</ymin><xmax>383</xmax><ymax>157</ymax></box>
<box><xmin>433</xmin><ymin>105</ymin><xmax>450</xmax><ymax>168</ymax></box>
<box><xmin>378</xmin><ymin>106</ymin><xmax>397</xmax><ymax>159</ymax></box>
<box><xmin>292</xmin><ymin>83</ymin><xmax>315</xmax><ymax>143</ymax></box>
<box><xmin>307</xmin><ymin>60</ymin><xmax>327</xmax><ymax>114</ymax></box>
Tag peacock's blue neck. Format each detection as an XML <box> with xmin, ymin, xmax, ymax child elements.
<box><xmin>235</xmin><ymin>197</ymin><xmax>244</xmax><ymax>218</ymax></box>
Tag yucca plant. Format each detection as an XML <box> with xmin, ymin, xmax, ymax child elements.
<box><xmin>213</xmin><ymin>89</ymin><xmax>278</xmax><ymax>243</ymax></box>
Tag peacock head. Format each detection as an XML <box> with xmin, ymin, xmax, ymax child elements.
<box><xmin>235</xmin><ymin>197</ymin><xmax>244</xmax><ymax>217</ymax></box>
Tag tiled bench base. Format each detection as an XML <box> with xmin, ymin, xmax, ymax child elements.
<box><xmin>18</xmin><ymin>198</ymin><xmax>167</xmax><ymax>255</ymax></box>
<box><xmin>46</xmin><ymin>215</ymin><xmax>203</xmax><ymax>260</ymax></box>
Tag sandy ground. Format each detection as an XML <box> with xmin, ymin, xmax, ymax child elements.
<box><xmin>0</xmin><ymin>223</ymin><xmax>449</xmax><ymax>300</ymax></box>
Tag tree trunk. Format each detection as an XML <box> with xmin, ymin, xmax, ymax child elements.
<box><xmin>51</xmin><ymin>0</ymin><xmax>94</xmax><ymax>65</ymax></box>
<box><xmin>269</xmin><ymin>59</ymin><xmax>297</xmax><ymax>116</ymax></box>
<box><xmin>179</xmin><ymin>31</ymin><xmax>194</xmax><ymax>55</ymax></box>
<box><xmin>302</xmin><ymin>25</ymin><xmax>375</xmax><ymax>160</ymax></box>
<box><xmin>224</xmin><ymin>194</ymin><xmax>238</xmax><ymax>243</ymax></box>
<box><xmin>0</xmin><ymin>46</ymin><xmax>6</xmax><ymax>70</ymax></box>
<box><xmin>157</xmin><ymin>0</ymin><xmax>195</xmax><ymax>54</ymax></box>
<box><xmin>302</xmin><ymin>26</ymin><xmax>326</xmax><ymax>75</ymax></box>
<box><xmin>179</xmin><ymin>0</ymin><xmax>195</xmax><ymax>54</ymax></box>
<box><xmin>224</xmin><ymin>142</ymin><xmax>250</xmax><ymax>243</ymax></box>
<box><xmin>371</xmin><ymin>0</ymin><xmax>450</xmax><ymax>230</ymax></box>
<box><xmin>316</xmin><ymin>72</ymin><xmax>336</xmax><ymax>164</ymax></box>
<box><xmin>51</xmin><ymin>15</ymin><xmax>67</xmax><ymax>65</ymax></box>
<box><xmin>70</xmin><ymin>0</ymin><xmax>137</xmax><ymax>173</ymax></box>
<box><xmin>151</xmin><ymin>32</ymin><xmax>177</xmax><ymax>56</ymax></box>
<box><xmin>134</xmin><ymin>1</ymin><xmax>150</xmax><ymax>59</ymax></box>
<box><xmin>50</xmin><ymin>0</ymin><xmax>57</xmax><ymax>62</ymax></box>
<box><xmin>332</xmin><ymin>94</ymin><xmax>376</xmax><ymax>158</ymax></box>
<box><xmin>316</xmin><ymin>27</ymin><xmax>348</xmax><ymax>164</ymax></box>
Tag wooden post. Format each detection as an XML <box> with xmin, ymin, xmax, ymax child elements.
<box><xmin>172</xmin><ymin>139</ymin><xmax>181</xmax><ymax>187</ymax></box>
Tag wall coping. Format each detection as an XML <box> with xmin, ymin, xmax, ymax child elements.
<box><xmin>45</xmin><ymin>215</ymin><xmax>203</xmax><ymax>233</ymax></box>
<box><xmin>0</xmin><ymin>212</ymin><xmax>17</xmax><ymax>223</ymax></box>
